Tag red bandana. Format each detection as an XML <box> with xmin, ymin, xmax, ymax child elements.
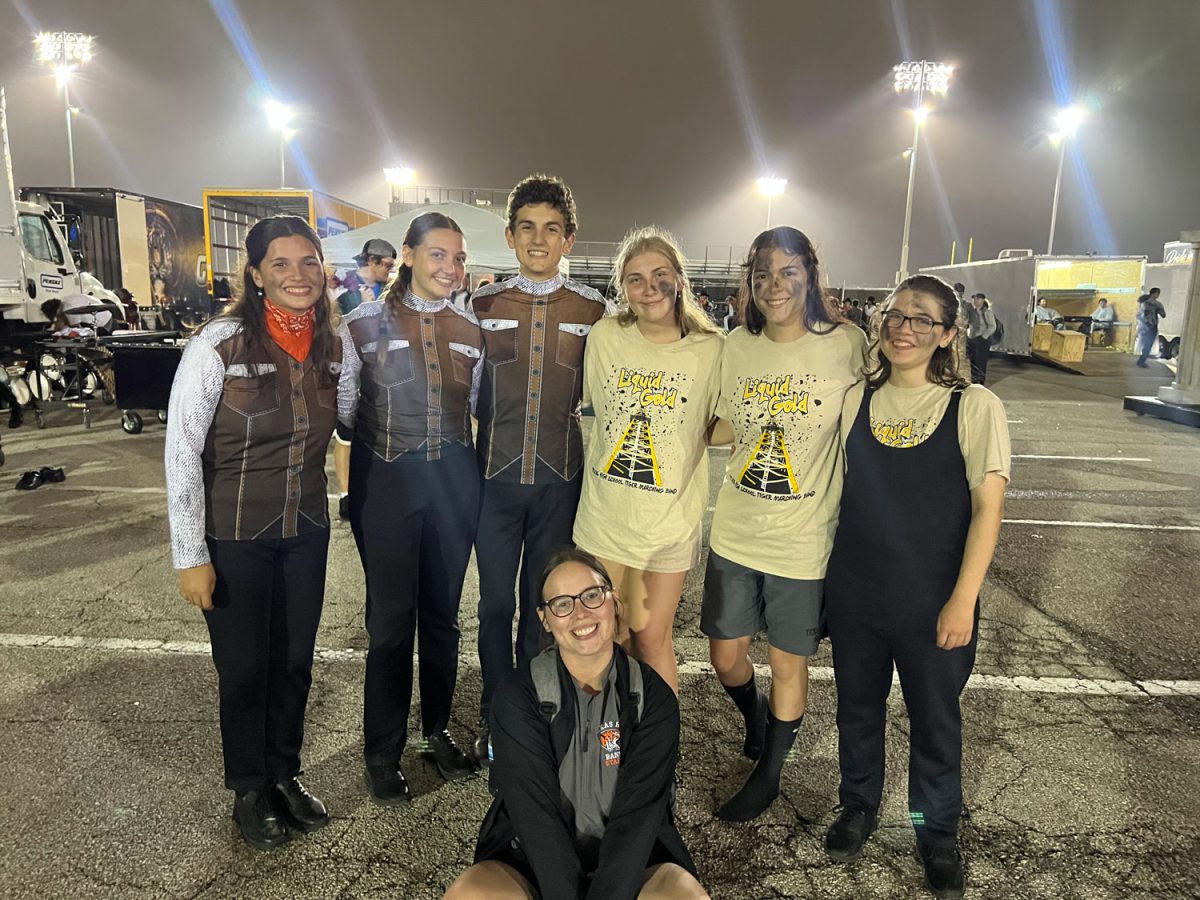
<box><xmin>263</xmin><ymin>298</ymin><xmax>316</xmax><ymax>361</ymax></box>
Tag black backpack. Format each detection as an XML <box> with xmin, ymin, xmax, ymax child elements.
<box><xmin>989</xmin><ymin>316</ymin><xmax>1005</xmax><ymax>347</ymax></box>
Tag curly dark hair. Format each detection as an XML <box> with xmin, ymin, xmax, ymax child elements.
<box><xmin>865</xmin><ymin>274</ymin><xmax>967</xmax><ymax>390</ymax></box>
<box><xmin>741</xmin><ymin>226</ymin><xmax>839</xmax><ymax>336</ymax></box>
<box><xmin>506</xmin><ymin>174</ymin><xmax>578</xmax><ymax>236</ymax></box>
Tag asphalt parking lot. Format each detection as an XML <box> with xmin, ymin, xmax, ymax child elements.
<box><xmin>1</xmin><ymin>351</ymin><xmax>1197</xmax><ymax>899</ymax></box>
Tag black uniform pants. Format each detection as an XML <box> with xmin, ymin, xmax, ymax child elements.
<box><xmin>351</xmin><ymin>441</ymin><xmax>480</xmax><ymax>766</ymax></box>
<box><xmin>967</xmin><ymin>336</ymin><xmax>990</xmax><ymax>384</ymax></box>
<box><xmin>829</xmin><ymin>597</ymin><xmax>978</xmax><ymax>846</ymax></box>
<box><xmin>475</xmin><ymin>475</ymin><xmax>582</xmax><ymax>717</ymax></box>
<box><xmin>204</xmin><ymin>529</ymin><xmax>329</xmax><ymax>793</ymax></box>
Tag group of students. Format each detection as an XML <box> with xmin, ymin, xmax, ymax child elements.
<box><xmin>165</xmin><ymin>173</ymin><xmax>1010</xmax><ymax>900</ymax></box>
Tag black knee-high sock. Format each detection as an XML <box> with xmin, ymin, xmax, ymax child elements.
<box><xmin>717</xmin><ymin>711</ymin><xmax>803</xmax><ymax>822</ymax></box>
<box><xmin>722</xmin><ymin>674</ymin><xmax>768</xmax><ymax>760</ymax></box>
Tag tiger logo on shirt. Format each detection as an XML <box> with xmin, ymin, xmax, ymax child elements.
<box><xmin>597</xmin><ymin>721</ymin><xmax>621</xmax><ymax>767</ymax></box>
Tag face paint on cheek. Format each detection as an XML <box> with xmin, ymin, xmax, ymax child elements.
<box><xmin>657</xmin><ymin>279</ymin><xmax>675</xmax><ymax>301</ymax></box>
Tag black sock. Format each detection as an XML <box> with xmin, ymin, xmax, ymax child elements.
<box><xmin>722</xmin><ymin>674</ymin><xmax>768</xmax><ymax>760</ymax></box>
<box><xmin>717</xmin><ymin>711</ymin><xmax>803</xmax><ymax>822</ymax></box>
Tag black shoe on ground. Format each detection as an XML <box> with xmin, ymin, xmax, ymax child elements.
<box><xmin>471</xmin><ymin>718</ymin><xmax>491</xmax><ymax>767</ymax></box>
<box><xmin>7</xmin><ymin>407</ymin><xmax>21</xmax><ymax>429</ymax></box>
<box><xmin>273</xmin><ymin>776</ymin><xmax>329</xmax><ymax>833</ymax></box>
<box><xmin>422</xmin><ymin>729</ymin><xmax>476</xmax><ymax>780</ymax></box>
<box><xmin>232</xmin><ymin>789</ymin><xmax>290</xmax><ymax>850</ymax></box>
<box><xmin>917</xmin><ymin>842</ymin><xmax>965</xmax><ymax>899</ymax></box>
<box><xmin>15</xmin><ymin>470</ymin><xmax>43</xmax><ymax>491</ymax></box>
<box><xmin>38</xmin><ymin>466</ymin><xmax>66</xmax><ymax>483</ymax></box>
<box><xmin>338</xmin><ymin>494</ymin><xmax>350</xmax><ymax>520</ymax></box>
<box><xmin>824</xmin><ymin>804</ymin><xmax>878</xmax><ymax>862</ymax></box>
<box><xmin>363</xmin><ymin>762</ymin><xmax>411</xmax><ymax>807</ymax></box>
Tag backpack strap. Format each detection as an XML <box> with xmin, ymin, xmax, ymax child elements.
<box><xmin>626</xmin><ymin>654</ymin><xmax>644</xmax><ymax>725</ymax></box>
<box><xmin>530</xmin><ymin>646</ymin><xmax>561</xmax><ymax>723</ymax></box>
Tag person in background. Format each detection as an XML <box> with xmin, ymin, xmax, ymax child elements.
<box><xmin>845</xmin><ymin>299</ymin><xmax>865</xmax><ymax>330</ymax></box>
<box><xmin>966</xmin><ymin>294</ymin><xmax>995</xmax><ymax>385</ymax></box>
<box><xmin>823</xmin><ymin>274</ymin><xmax>1009</xmax><ymax>900</ymax></box>
<box><xmin>1033</xmin><ymin>297</ymin><xmax>1062</xmax><ymax>326</ymax></box>
<box><xmin>165</xmin><ymin>215</ymin><xmax>341</xmax><ymax>850</ymax></box>
<box><xmin>445</xmin><ymin>549</ymin><xmax>707</xmax><ymax>900</ymax></box>
<box><xmin>337</xmin><ymin>239</ymin><xmax>397</xmax><ymax>316</ymax></box>
<box><xmin>1090</xmin><ymin>297</ymin><xmax>1115</xmax><ymax>346</ymax></box>
<box><xmin>1136</xmin><ymin>287</ymin><xmax>1166</xmax><ymax>368</ymax></box>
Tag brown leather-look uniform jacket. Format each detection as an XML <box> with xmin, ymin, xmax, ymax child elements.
<box><xmin>471</xmin><ymin>274</ymin><xmax>609</xmax><ymax>483</ymax></box>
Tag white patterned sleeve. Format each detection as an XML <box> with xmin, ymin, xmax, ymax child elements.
<box><xmin>337</xmin><ymin>323</ymin><xmax>361</xmax><ymax>428</ymax></box>
<box><xmin>164</xmin><ymin>330</ymin><xmax>227</xmax><ymax>569</ymax></box>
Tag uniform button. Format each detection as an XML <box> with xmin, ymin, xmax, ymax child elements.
<box><xmin>430</xmin><ymin>364</ymin><xmax>438</xmax><ymax>370</ymax></box>
<box><xmin>532</xmin><ymin>368</ymin><xmax>540</xmax><ymax>375</ymax></box>
<box><xmin>432</xmin><ymin>386</ymin><xmax>441</xmax><ymax>393</ymax></box>
<box><xmin>289</xmin><ymin>465</ymin><xmax>301</xmax><ymax>475</ymax></box>
<box><xmin>288</xmin><ymin>491</ymin><xmax>298</xmax><ymax>500</ymax></box>
<box><xmin>292</xmin><ymin>362</ymin><xmax>301</xmax><ymax>371</ymax></box>
<box><xmin>533</xmin><ymin>344</ymin><xmax>542</xmax><ymax>353</ymax></box>
<box><xmin>425</xmin><ymin>341</ymin><xmax>434</xmax><ymax>348</ymax></box>
<box><xmin>423</xmin><ymin>318</ymin><xmax>432</xmax><ymax>325</ymax></box>
<box><xmin>531</xmin><ymin>391</ymin><xmax>538</xmax><ymax>398</ymax></box>
<box><xmin>528</xmin><ymin>414</ymin><xmax>536</xmax><ymax>421</ymax></box>
<box><xmin>298</xmin><ymin>416</ymin><xmax>308</xmax><ymax>425</ymax></box>
<box><xmin>534</xmin><ymin>321</ymin><xmax>543</xmax><ymax>329</ymax></box>
<box><xmin>292</xmin><ymin>389</ymin><xmax>302</xmax><ymax>398</ymax></box>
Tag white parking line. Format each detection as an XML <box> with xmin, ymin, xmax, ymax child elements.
<box><xmin>1013</xmin><ymin>454</ymin><xmax>1152</xmax><ymax>462</ymax></box>
<box><xmin>2</xmin><ymin>632</ymin><xmax>1197</xmax><ymax>697</ymax></box>
<box><xmin>1003</xmin><ymin>519</ymin><xmax>1200</xmax><ymax>532</ymax></box>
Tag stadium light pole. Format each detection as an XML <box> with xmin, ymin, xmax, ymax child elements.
<box><xmin>384</xmin><ymin>166</ymin><xmax>415</xmax><ymax>211</ymax></box>
<box><xmin>893</xmin><ymin>60</ymin><xmax>953</xmax><ymax>283</ymax></box>
<box><xmin>1046</xmin><ymin>105</ymin><xmax>1086</xmax><ymax>256</ymax></box>
<box><xmin>755</xmin><ymin>176</ymin><xmax>786</xmax><ymax>229</ymax></box>
<box><xmin>34</xmin><ymin>32</ymin><xmax>95</xmax><ymax>188</ymax></box>
<box><xmin>265</xmin><ymin>100</ymin><xmax>295</xmax><ymax>188</ymax></box>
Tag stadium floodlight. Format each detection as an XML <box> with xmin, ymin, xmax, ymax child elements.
<box><xmin>892</xmin><ymin>60</ymin><xmax>953</xmax><ymax>283</ymax></box>
<box><xmin>756</xmin><ymin>177</ymin><xmax>787</xmax><ymax>228</ymax></box>
<box><xmin>264</xmin><ymin>100</ymin><xmax>295</xmax><ymax>187</ymax></box>
<box><xmin>34</xmin><ymin>32</ymin><xmax>95</xmax><ymax>187</ymax></box>
<box><xmin>384</xmin><ymin>166</ymin><xmax>415</xmax><ymax>186</ymax></box>
<box><xmin>1047</xmin><ymin>106</ymin><xmax>1088</xmax><ymax>255</ymax></box>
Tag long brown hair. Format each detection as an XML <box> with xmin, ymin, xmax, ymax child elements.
<box><xmin>610</xmin><ymin>226</ymin><xmax>720</xmax><ymax>337</ymax></box>
<box><xmin>741</xmin><ymin>226</ymin><xmax>840</xmax><ymax>336</ymax></box>
<box><xmin>221</xmin><ymin>215</ymin><xmax>338</xmax><ymax>387</ymax></box>
<box><xmin>376</xmin><ymin>212</ymin><xmax>464</xmax><ymax>365</ymax></box>
<box><xmin>865</xmin><ymin>274</ymin><xmax>967</xmax><ymax>389</ymax></box>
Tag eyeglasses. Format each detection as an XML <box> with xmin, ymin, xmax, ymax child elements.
<box><xmin>881</xmin><ymin>310</ymin><xmax>946</xmax><ymax>334</ymax></box>
<box><xmin>541</xmin><ymin>584</ymin><xmax>612</xmax><ymax>618</ymax></box>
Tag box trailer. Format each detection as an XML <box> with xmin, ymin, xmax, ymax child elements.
<box><xmin>202</xmin><ymin>189</ymin><xmax>380</xmax><ymax>295</ymax></box>
<box><xmin>921</xmin><ymin>254</ymin><xmax>1147</xmax><ymax>360</ymax></box>
<box><xmin>19</xmin><ymin>186</ymin><xmax>206</xmax><ymax>313</ymax></box>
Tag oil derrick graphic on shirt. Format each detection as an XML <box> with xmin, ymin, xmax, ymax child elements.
<box><xmin>604</xmin><ymin>413</ymin><xmax>662</xmax><ymax>486</ymax></box>
<box><xmin>739</xmin><ymin>421</ymin><xmax>798</xmax><ymax>494</ymax></box>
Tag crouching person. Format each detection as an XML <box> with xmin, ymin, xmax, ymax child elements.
<box><xmin>445</xmin><ymin>549</ymin><xmax>707</xmax><ymax>900</ymax></box>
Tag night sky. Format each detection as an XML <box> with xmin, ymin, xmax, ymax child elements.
<box><xmin>1</xmin><ymin>0</ymin><xmax>1197</xmax><ymax>286</ymax></box>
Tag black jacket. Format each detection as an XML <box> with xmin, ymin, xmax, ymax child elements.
<box><xmin>474</xmin><ymin>644</ymin><xmax>695</xmax><ymax>899</ymax></box>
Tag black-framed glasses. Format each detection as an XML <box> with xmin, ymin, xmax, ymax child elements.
<box><xmin>541</xmin><ymin>584</ymin><xmax>612</xmax><ymax>618</ymax></box>
<box><xmin>881</xmin><ymin>310</ymin><xmax>946</xmax><ymax>334</ymax></box>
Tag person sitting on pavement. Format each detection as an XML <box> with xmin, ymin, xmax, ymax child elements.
<box><xmin>445</xmin><ymin>549</ymin><xmax>708</xmax><ymax>900</ymax></box>
<box><xmin>1090</xmin><ymin>298</ymin><xmax>1116</xmax><ymax>345</ymax></box>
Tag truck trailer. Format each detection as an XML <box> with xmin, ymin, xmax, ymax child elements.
<box><xmin>203</xmin><ymin>189</ymin><xmax>380</xmax><ymax>295</ymax></box>
<box><xmin>19</xmin><ymin>186</ymin><xmax>207</xmax><ymax>312</ymax></box>
<box><xmin>921</xmin><ymin>253</ymin><xmax>1147</xmax><ymax>362</ymax></box>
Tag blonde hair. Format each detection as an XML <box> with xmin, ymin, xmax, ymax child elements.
<box><xmin>610</xmin><ymin>226</ymin><xmax>720</xmax><ymax>337</ymax></box>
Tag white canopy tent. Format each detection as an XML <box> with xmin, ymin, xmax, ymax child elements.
<box><xmin>321</xmin><ymin>200</ymin><xmax>565</xmax><ymax>275</ymax></box>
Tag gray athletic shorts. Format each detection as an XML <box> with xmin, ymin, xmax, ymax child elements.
<box><xmin>700</xmin><ymin>550</ymin><xmax>825</xmax><ymax>657</ymax></box>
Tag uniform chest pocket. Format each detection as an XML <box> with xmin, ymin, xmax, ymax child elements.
<box><xmin>221</xmin><ymin>367</ymin><xmax>280</xmax><ymax>418</ymax></box>
<box><xmin>362</xmin><ymin>340</ymin><xmax>415</xmax><ymax>387</ymax></box>
<box><xmin>449</xmin><ymin>342</ymin><xmax>481</xmax><ymax>387</ymax></box>
<box><xmin>554</xmin><ymin>322</ymin><xmax>591</xmax><ymax>370</ymax></box>
<box><xmin>480</xmin><ymin>318</ymin><xmax>519</xmax><ymax>366</ymax></box>
<box><xmin>315</xmin><ymin>361</ymin><xmax>341</xmax><ymax>410</ymax></box>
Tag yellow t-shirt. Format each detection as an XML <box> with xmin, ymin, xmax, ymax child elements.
<box><xmin>710</xmin><ymin>324</ymin><xmax>868</xmax><ymax>579</ymax></box>
<box><xmin>574</xmin><ymin>318</ymin><xmax>724</xmax><ymax>571</ymax></box>
<box><xmin>839</xmin><ymin>381</ymin><xmax>1012</xmax><ymax>489</ymax></box>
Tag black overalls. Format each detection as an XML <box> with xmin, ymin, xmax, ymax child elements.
<box><xmin>825</xmin><ymin>387</ymin><xmax>978</xmax><ymax>848</ymax></box>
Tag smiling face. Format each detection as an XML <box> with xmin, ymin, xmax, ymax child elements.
<box><xmin>880</xmin><ymin>289</ymin><xmax>956</xmax><ymax>377</ymax></box>
<box><xmin>366</xmin><ymin>255</ymin><xmax>396</xmax><ymax>286</ymax></box>
<box><xmin>622</xmin><ymin>250</ymin><xmax>680</xmax><ymax>330</ymax></box>
<box><xmin>250</xmin><ymin>235</ymin><xmax>326</xmax><ymax>314</ymax></box>
<box><xmin>539</xmin><ymin>561</ymin><xmax>617</xmax><ymax>663</ymax></box>
<box><xmin>751</xmin><ymin>247</ymin><xmax>808</xmax><ymax>332</ymax></box>
<box><xmin>403</xmin><ymin>228</ymin><xmax>467</xmax><ymax>300</ymax></box>
<box><xmin>506</xmin><ymin>202</ymin><xmax>574</xmax><ymax>280</ymax></box>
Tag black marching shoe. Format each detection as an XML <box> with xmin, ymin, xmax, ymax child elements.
<box><xmin>824</xmin><ymin>804</ymin><xmax>879</xmax><ymax>862</ymax></box>
<box><xmin>364</xmin><ymin>762</ymin><xmax>411</xmax><ymax>806</ymax></box>
<box><xmin>337</xmin><ymin>495</ymin><xmax>350</xmax><ymax>521</ymax></box>
<box><xmin>232</xmin><ymin>789</ymin><xmax>290</xmax><ymax>850</ymax></box>
<box><xmin>422</xmin><ymin>729</ymin><xmax>477</xmax><ymax>780</ymax></box>
<box><xmin>917</xmin><ymin>842</ymin><xmax>965</xmax><ymax>900</ymax></box>
<box><xmin>273</xmin><ymin>776</ymin><xmax>329</xmax><ymax>833</ymax></box>
<box><xmin>471</xmin><ymin>717</ymin><xmax>491</xmax><ymax>767</ymax></box>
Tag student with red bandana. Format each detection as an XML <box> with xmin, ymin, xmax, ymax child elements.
<box><xmin>166</xmin><ymin>216</ymin><xmax>345</xmax><ymax>850</ymax></box>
